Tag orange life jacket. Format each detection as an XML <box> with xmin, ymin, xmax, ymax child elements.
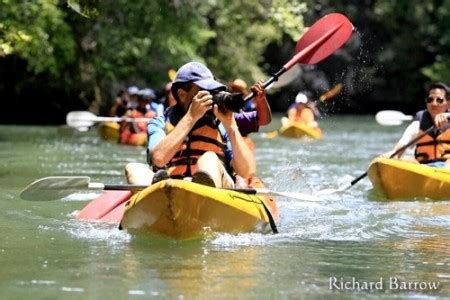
<box><xmin>414</xmin><ymin>132</ymin><xmax>450</xmax><ymax>163</ymax></box>
<box><xmin>119</xmin><ymin>109</ymin><xmax>155</xmax><ymax>145</ymax></box>
<box><xmin>165</xmin><ymin>116</ymin><xmax>229</xmax><ymax>178</ymax></box>
<box><xmin>294</xmin><ymin>105</ymin><xmax>315</xmax><ymax>124</ymax></box>
<box><xmin>128</xmin><ymin>109</ymin><xmax>155</xmax><ymax>132</ymax></box>
<box><xmin>414</xmin><ymin>111</ymin><xmax>450</xmax><ymax>163</ymax></box>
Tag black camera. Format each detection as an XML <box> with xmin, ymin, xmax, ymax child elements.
<box><xmin>211</xmin><ymin>91</ymin><xmax>245</xmax><ymax>112</ymax></box>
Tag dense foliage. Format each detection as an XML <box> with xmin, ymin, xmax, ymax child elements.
<box><xmin>0</xmin><ymin>0</ymin><xmax>449</xmax><ymax>123</ymax></box>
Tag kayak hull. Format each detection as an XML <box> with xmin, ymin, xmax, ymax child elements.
<box><xmin>97</xmin><ymin>122</ymin><xmax>120</xmax><ymax>142</ymax></box>
<box><xmin>120</xmin><ymin>179</ymin><xmax>279</xmax><ymax>240</ymax></box>
<box><xmin>97</xmin><ymin>122</ymin><xmax>147</xmax><ymax>146</ymax></box>
<box><xmin>279</xmin><ymin>122</ymin><xmax>323</xmax><ymax>139</ymax></box>
<box><xmin>368</xmin><ymin>157</ymin><xmax>450</xmax><ymax>200</ymax></box>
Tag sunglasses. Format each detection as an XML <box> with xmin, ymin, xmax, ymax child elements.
<box><xmin>426</xmin><ymin>96</ymin><xmax>446</xmax><ymax>104</ymax></box>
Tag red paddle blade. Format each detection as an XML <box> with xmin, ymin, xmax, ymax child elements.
<box><xmin>284</xmin><ymin>13</ymin><xmax>353</xmax><ymax>69</ymax></box>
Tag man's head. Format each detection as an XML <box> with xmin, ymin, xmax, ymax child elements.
<box><xmin>138</xmin><ymin>88</ymin><xmax>156</xmax><ymax>101</ymax></box>
<box><xmin>230</xmin><ymin>78</ymin><xmax>248</xmax><ymax>95</ymax></box>
<box><xmin>127</xmin><ymin>86</ymin><xmax>139</xmax><ymax>103</ymax></box>
<box><xmin>136</xmin><ymin>88</ymin><xmax>155</xmax><ymax>109</ymax></box>
<box><xmin>425</xmin><ymin>82</ymin><xmax>449</xmax><ymax>118</ymax></box>
<box><xmin>171</xmin><ymin>62</ymin><xmax>226</xmax><ymax>107</ymax></box>
<box><xmin>127</xmin><ymin>86</ymin><xmax>139</xmax><ymax>96</ymax></box>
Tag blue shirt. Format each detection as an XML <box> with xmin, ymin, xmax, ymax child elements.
<box><xmin>150</xmin><ymin>102</ymin><xmax>164</xmax><ymax>116</ymax></box>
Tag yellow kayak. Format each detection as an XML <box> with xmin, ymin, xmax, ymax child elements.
<box><xmin>368</xmin><ymin>157</ymin><xmax>450</xmax><ymax>200</ymax></box>
<box><xmin>97</xmin><ymin>122</ymin><xmax>147</xmax><ymax>146</ymax></box>
<box><xmin>97</xmin><ymin>122</ymin><xmax>120</xmax><ymax>142</ymax></box>
<box><xmin>120</xmin><ymin>179</ymin><xmax>279</xmax><ymax>240</ymax></box>
<box><xmin>279</xmin><ymin>122</ymin><xmax>323</xmax><ymax>139</ymax></box>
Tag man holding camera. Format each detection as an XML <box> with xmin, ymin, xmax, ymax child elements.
<box><xmin>127</xmin><ymin>61</ymin><xmax>255</xmax><ymax>188</ymax></box>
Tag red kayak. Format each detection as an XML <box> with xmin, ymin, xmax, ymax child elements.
<box><xmin>77</xmin><ymin>190</ymin><xmax>131</xmax><ymax>223</ymax></box>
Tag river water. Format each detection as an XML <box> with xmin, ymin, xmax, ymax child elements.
<box><xmin>1</xmin><ymin>115</ymin><xmax>449</xmax><ymax>299</ymax></box>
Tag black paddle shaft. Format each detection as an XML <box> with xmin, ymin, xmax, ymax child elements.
<box><xmin>243</xmin><ymin>67</ymin><xmax>287</xmax><ymax>102</ymax></box>
<box><xmin>349</xmin><ymin>126</ymin><xmax>435</xmax><ymax>187</ymax></box>
<box><xmin>104</xmin><ymin>184</ymin><xmax>147</xmax><ymax>191</ymax></box>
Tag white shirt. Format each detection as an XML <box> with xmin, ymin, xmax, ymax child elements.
<box><xmin>397</xmin><ymin>121</ymin><xmax>420</xmax><ymax>148</ymax></box>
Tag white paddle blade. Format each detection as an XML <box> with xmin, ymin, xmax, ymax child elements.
<box><xmin>315</xmin><ymin>184</ymin><xmax>351</xmax><ymax>196</ymax></box>
<box><xmin>375</xmin><ymin>110</ymin><xmax>413</xmax><ymax>126</ymax></box>
<box><xmin>66</xmin><ymin>111</ymin><xmax>98</xmax><ymax>128</ymax></box>
<box><xmin>277</xmin><ymin>192</ymin><xmax>322</xmax><ymax>202</ymax></box>
<box><xmin>255</xmin><ymin>189</ymin><xmax>321</xmax><ymax>202</ymax></box>
<box><xmin>20</xmin><ymin>176</ymin><xmax>91</xmax><ymax>201</ymax></box>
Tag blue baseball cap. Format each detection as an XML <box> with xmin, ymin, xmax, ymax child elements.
<box><xmin>172</xmin><ymin>62</ymin><xmax>226</xmax><ymax>91</ymax></box>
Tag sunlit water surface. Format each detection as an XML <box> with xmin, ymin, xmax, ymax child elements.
<box><xmin>1</xmin><ymin>115</ymin><xmax>449</xmax><ymax>299</ymax></box>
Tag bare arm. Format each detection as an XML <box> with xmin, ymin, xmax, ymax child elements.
<box><xmin>434</xmin><ymin>112</ymin><xmax>450</xmax><ymax>128</ymax></box>
<box><xmin>214</xmin><ymin>106</ymin><xmax>255</xmax><ymax>179</ymax></box>
<box><xmin>151</xmin><ymin>114</ymin><xmax>196</xmax><ymax>167</ymax></box>
<box><xmin>287</xmin><ymin>107</ymin><xmax>296</xmax><ymax>121</ymax></box>
<box><xmin>251</xmin><ymin>80</ymin><xmax>272</xmax><ymax>126</ymax></box>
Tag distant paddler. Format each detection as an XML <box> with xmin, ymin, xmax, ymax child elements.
<box><xmin>119</xmin><ymin>88</ymin><xmax>157</xmax><ymax>146</ymax></box>
<box><xmin>276</xmin><ymin>91</ymin><xmax>323</xmax><ymax>139</ymax></box>
<box><xmin>284</xmin><ymin>91</ymin><xmax>321</xmax><ymax>128</ymax></box>
<box><xmin>383</xmin><ymin>82</ymin><xmax>450</xmax><ymax>168</ymax></box>
<box><xmin>110</xmin><ymin>86</ymin><xmax>138</xmax><ymax>117</ymax></box>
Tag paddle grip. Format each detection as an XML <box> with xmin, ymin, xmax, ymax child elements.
<box><xmin>243</xmin><ymin>67</ymin><xmax>287</xmax><ymax>102</ymax></box>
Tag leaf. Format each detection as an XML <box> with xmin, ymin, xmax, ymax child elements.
<box><xmin>67</xmin><ymin>0</ymin><xmax>99</xmax><ymax>18</ymax></box>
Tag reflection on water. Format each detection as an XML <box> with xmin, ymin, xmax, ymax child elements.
<box><xmin>1</xmin><ymin>116</ymin><xmax>450</xmax><ymax>298</ymax></box>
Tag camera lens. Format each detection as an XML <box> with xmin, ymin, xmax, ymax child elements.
<box><xmin>211</xmin><ymin>91</ymin><xmax>244</xmax><ymax>112</ymax></box>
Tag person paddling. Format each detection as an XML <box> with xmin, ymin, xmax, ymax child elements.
<box><xmin>110</xmin><ymin>89</ymin><xmax>128</xmax><ymax>117</ymax></box>
<box><xmin>119</xmin><ymin>88</ymin><xmax>156</xmax><ymax>145</ymax></box>
<box><xmin>126</xmin><ymin>62</ymin><xmax>255</xmax><ymax>188</ymax></box>
<box><xmin>386</xmin><ymin>82</ymin><xmax>450</xmax><ymax>167</ymax></box>
<box><xmin>283</xmin><ymin>91</ymin><xmax>320</xmax><ymax>128</ymax></box>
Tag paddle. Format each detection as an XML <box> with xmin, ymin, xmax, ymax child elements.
<box><xmin>317</xmin><ymin>126</ymin><xmax>435</xmax><ymax>195</ymax></box>
<box><xmin>319</xmin><ymin>83</ymin><xmax>343</xmax><ymax>102</ymax></box>
<box><xmin>20</xmin><ymin>176</ymin><xmax>321</xmax><ymax>202</ymax></box>
<box><xmin>244</xmin><ymin>13</ymin><xmax>353</xmax><ymax>102</ymax></box>
<box><xmin>375</xmin><ymin>110</ymin><xmax>413</xmax><ymax>126</ymax></box>
<box><xmin>66</xmin><ymin>111</ymin><xmax>153</xmax><ymax>128</ymax></box>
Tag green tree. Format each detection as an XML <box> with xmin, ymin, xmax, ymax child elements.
<box><xmin>374</xmin><ymin>0</ymin><xmax>450</xmax><ymax>103</ymax></box>
<box><xmin>68</xmin><ymin>0</ymin><xmax>308</xmax><ymax>112</ymax></box>
<box><xmin>420</xmin><ymin>0</ymin><xmax>450</xmax><ymax>82</ymax></box>
<box><xmin>0</xmin><ymin>0</ymin><xmax>76</xmax><ymax>75</ymax></box>
<box><xmin>1</xmin><ymin>0</ymin><xmax>310</xmax><ymax>121</ymax></box>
